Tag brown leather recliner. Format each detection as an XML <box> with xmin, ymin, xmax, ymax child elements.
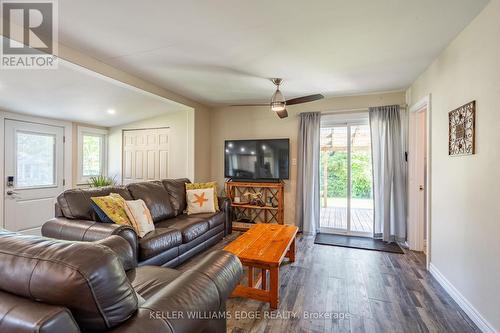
<box><xmin>42</xmin><ymin>179</ymin><xmax>232</xmax><ymax>268</ymax></box>
<box><xmin>0</xmin><ymin>230</ymin><xmax>242</xmax><ymax>333</ymax></box>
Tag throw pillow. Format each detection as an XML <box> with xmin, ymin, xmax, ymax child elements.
<box><xmin>90</xmin><ymin>193</ymin><xmax>131</xmax><ymax>226</ymax></box>
<box><xmin>186</xmin><ymin>188</ymin><xmax>216</xmax><ymax>215</ymax></box>
<box><xmin>185</xmin><ymin>181</ymin><xmax>219</xmax><ymax>211</ymax></box>
<box><xmin>123</xmin><ymin>199</ymin><xmax>155</xmax><ymax>238</ymax></box>
<box><xmin>90</xmin><ymin>201</ymin><xmax>113</xmax><ymax>223</ymax></box>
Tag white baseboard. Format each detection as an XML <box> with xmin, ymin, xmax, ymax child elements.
<box><xmin>429</xmin><ymin>263</ymin><xmax>497</xmax><ymax>333</ymax></box>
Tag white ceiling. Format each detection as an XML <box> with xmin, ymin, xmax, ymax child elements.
<box><xmin>0</xmin><ymin>42</ymin><xmax>189</xmax><ymax>127</ymax></box>
<box><xmin>56</xmin><ymin>0</ymin><xmax>489</xmax><ymax>105</ymax></box>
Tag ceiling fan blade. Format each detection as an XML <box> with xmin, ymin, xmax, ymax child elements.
<box><xmin>286</xmin><ymin>94</ymin><xmax>324</xmax><ymax>106</ymax></box>
<box><xmin>276</xmin><ymin>108</ymin><xmax>288</xmax><ymax>119</ymax></box>
<box><xmin>230</xmin><ymin>103</ymin><xmax>269</xmax><ymax>107</ymax></box>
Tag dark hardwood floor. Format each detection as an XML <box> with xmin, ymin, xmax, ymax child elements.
<box><xmin>179</xmin><ymin>233</ymin><xmax>479</xmax><ymax>333</ymax></box>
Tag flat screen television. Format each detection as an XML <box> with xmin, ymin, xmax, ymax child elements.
<box><xmin>224</xmin><ymin>139</ymin><xmax>289</xmax><ymax>181</ymax></box>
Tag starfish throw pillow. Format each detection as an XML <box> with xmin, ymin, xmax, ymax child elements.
<box><xmin>186</xmin><ymin>187</ymin><xmax>216</xmax><ymax>215</ymax></box>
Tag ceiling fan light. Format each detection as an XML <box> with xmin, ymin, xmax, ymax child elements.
<box><xmin>271</xmin><ymin>101</ymin><xmax>286</xmax><ymax>112</ymax></box>
<box><xmin>271</xmin><ymin>89</ymin><xmax>286</xmax><ymax>112</ymax></box>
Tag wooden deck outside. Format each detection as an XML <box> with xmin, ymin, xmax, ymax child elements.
<box><xmin>320</xmin><ymin>207</ymin><xmax>373</xmax><ymax>233</ymax></box>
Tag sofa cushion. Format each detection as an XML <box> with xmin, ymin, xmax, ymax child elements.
<box><xmin>57</xmin><ymin>186</ymin><xmax>132</xmax><ymax>220</ymax></box>
<box><xmin>190</xmin><ymin>211</ymin><xmax>225</xmax><ymax>230</ymax></box>
<box><xmin>162</xmin><ymin>178</ymin><xmax>191</xmax><ymax>216</ymax></box>
<box><xmin>156</xmin><ymin>215</ymin><xmax>209</xmax><ymax>243</ymax></box>
<box><xmin>127</xmin><ymin>181</ymin><xmax>175</xmax><ymax>222</ymax></box>
<box><xmin>138</xmin><ymin>228</ymin><xmax>182</xmax><ymax>261</ymax></box>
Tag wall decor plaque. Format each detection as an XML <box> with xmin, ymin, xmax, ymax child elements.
<box><xmin>449</xmin><ymin>101</ymin><xmax>475</xmax><ymax>156</ymax></box>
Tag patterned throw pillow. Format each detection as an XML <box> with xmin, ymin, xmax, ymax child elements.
<box><xmin>186</xmin><ymin>188</ymin><xmax>216</xmax><ymax>215</ymax></box>
<box><xmin>123</xmin><ymin>199</ymin><xmax>155</xmax><ymax>238</ymax></box>
<box><xmin>90</xmin><ymin>201</ymin><xmax>113</xmax><ymax>223</ymax></box>
<box><xmin>90</xmin><ymin>193</ymin><xmax>131</xmax><ymax>226</ymax></box>
<box><xmin>185</xmin><ymin>182</ymin><xmax>219</xmax><ymax>211</ymax></box>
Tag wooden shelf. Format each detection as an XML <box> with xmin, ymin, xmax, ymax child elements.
<box><xmin>231</xmin><ymin>203</ymin><xmax>278</xmax><ymax>210</ymax></box>
<box><xmin>226</xmin><ymin>181</ymin><xmax>285</xmax><ymax>228</ymax></box>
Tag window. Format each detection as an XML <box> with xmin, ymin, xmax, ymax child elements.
<box><xmin>78</xmin><ymin>126</ymin><xmax>107</xmax><ymax>183</ymax></box>
<box><xmin>16</xmin><ymin>131</ymin><xmax>56</xmax><ymax>187</ymax></box>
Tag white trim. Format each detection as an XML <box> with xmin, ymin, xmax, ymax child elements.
<box><xmin>77</xmin><ymin>126</ymin><xmax>108</xmax><ymax>184</ymax></box>
<box><xmin>429</xmin><ymin>263</ymin><xmax>497</xmax><ymax>333</ymax></box>
<box><xmin>0</xmin><ymin>111</ymin><xmax>72</xmax><ymax>229</ymax></box>
<box><xmin>408</xmin><ymin>94</ymin><xmax>432</xmax><ymax>270</ymax></box>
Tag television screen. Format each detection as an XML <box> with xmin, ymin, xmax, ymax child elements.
<box><xmin>224</xmin><ymin>139</ymin><xmax>289</xmax><ymax>180</ymax></box>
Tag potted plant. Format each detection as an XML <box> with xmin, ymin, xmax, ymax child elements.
<box><xmin>88</xmin><ymin>175</ymin><xmax>116</xmax><ymax>188</ymax></box>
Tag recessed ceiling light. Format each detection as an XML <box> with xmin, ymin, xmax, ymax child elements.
<box><xmin>107</xmin><ymin>109</ymin><xmax>116</xmax><ymax>115</ymax></box>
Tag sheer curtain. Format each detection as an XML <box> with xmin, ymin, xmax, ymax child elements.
<box><xmin>296</xmin><ymin>112</ymin><xmax>321</xmax><ymax>235</ymax></box>
<box><xmin>369</xmin><ymin>105</ymin><xmax>407</xmax><ymax>242</ymax></box>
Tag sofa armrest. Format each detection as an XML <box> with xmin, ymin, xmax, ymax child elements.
<box><xmin>188</xmin><ymin>250</ymin><xmax>242</xmax><ymax>304</ymax></box>
<box><xmin>0</xmin><ymin>290</ymin><xmax>80</xmax><ymax>333</ymax></box>
<box><xmin>110</xmin><ymin>250</ymin><xmax>242</xmax><ymax>333</ymax></box>
<box><xmin>218</xmin><ymin>196</ymin><xmax>232</xmax><ymax>235</ymax></box>
<box><xmin>42</xmin><ymin>217</ymin><xmax>138</xmax><ymax>265</ymax></box>
<box><xmin>95</xmin><ymin>235</ymin><xmax>136</xmax><ymax>271</ymax></box>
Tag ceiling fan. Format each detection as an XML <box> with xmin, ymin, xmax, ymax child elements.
<box><xmin>232</xmin><ymin>78</ymin><xmax>324</xmax><ymax>119</ymax></box>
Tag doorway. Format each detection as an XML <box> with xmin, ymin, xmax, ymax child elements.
<box><xmin>3</xmin><ymin>119</ymin><xmax>65</xmax><ymax>235</ymax></box>
<box><xmin>319</xmin><ymin>118</ymin><xmax>374</xmax><ymax>237</ymax></box>
<box><xmin>408</xmin><ymin>96</ymin><xmax>430</xmax><ymax>257</ymax></box>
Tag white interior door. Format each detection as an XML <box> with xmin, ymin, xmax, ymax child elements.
<box><xmin>122</xmin><ymin>128</ymin><xmax>169</xmax><ymax>184</ymax></box>
<box><xmin>408</xmin><ymin>109</ymin><xmax>427</xmax><ymax>251</ymax></box>
<box><xmin>4</xmin><ymin>120</ymin><xmax>64</xmax><ymax>234</ymax></box>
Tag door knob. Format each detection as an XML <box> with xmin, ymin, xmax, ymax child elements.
<box><xmin>419</xmin><ymin>185</ymin><xmax>424</xmax><ymax>191</ymax></box>
<box><xmin>6</xmin><ymin>190</ymin><xmax>20</xmax><ymax>198</ymax></box>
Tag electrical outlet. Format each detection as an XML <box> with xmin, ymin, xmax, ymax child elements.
<box><xmin>291</xmin><ymin>158</ymin><xmax>297</xmax><ymax>166</ymax></box>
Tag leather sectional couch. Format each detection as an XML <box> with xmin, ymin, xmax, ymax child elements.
<box><xmin>42</xmin><ymin>178</ymin><xmax>232</xmax><ymax>268</ymax></box>
<box><xmin>0</xmin><ymin>229</ymin><xmax>242</xmax><ymax>332</ymax></box>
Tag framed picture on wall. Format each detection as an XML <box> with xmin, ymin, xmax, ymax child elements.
<box><xmin>449</xmin><ymin>101</ymin><xmax>475</xmax><ymax>156</ymax></box>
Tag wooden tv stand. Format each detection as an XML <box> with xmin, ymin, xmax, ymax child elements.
<box><xmin>225</xmin><ymin>181</ymin><xmax>284</xmax><ymax>231</ymax></box>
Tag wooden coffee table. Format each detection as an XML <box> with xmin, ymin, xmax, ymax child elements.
<box><xmin>224</xmin><ymin>223</ymin><xmax>298</xmax><ymax>309</ymax></box>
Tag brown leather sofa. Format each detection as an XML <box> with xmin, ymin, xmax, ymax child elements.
<box><xmin>0</xmin><ymin>229</ymin><xmax>242</xmax><ymax>333</ymax></box>
<box><xmin>42</xmin><ymin>178</ymin><xmax>232</xmax><ymax>268</ymax></box>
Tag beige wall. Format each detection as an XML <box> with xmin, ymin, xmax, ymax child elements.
<box><xmin>210</xmin><ymin>91</ymin><xmax>405</xmax><ymax>226</ymax></box>
<box><xmin>108</xmin><ymin>110</ymin><xmax>193</xmax><ymax>183</ymax></box>
<box><xmin>193</xmin><ymin>105</ymin><xmax>212</xmax><ymax>182</ymax></box>
<box><xmin>407</xmin><ymin>0</ymin><xmax>500</xmax><ymax>330</ymax></box>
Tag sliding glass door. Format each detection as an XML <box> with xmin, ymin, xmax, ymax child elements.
<box><xmin>320</xmin><ymin>120</ymin><xmax>374</xmax><ymax>236</ymax></box>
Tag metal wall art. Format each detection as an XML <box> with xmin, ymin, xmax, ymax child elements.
<box><xmin>449</xmin><ymin>101</ymin><xmax>475</xmax><ymax>156</ymax></box>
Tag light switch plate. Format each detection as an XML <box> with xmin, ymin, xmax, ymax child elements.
<box><xmin>291</xmin><ymin>158</ymin><xmax>297</xmax><ymax>166</ymax></box>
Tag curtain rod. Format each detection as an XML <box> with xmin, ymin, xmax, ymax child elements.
<box><xmin>299</xmin><ymin>104</ymin><xmax>408</xmax><ymax>116</ymax></box>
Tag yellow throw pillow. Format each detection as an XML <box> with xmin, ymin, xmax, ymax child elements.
<box><xmin>186</xmin><ymin>181</ymin><xmax>219</xmax><ymax>211</ymax></box>
<box><xmin>91</xmin><ymin>193</ymin><xmax>131</xmax><ymax>226</ymax></box>
<box><xmin>123</xmin><ymin>199</ymin><xmax>155</xmax><ymax>238</ymax></box>
<box><xmin>186</xmin><ymin>188</ymin><xmax>216</xmax><ymax>215</ymax></box>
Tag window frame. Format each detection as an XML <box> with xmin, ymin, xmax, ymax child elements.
<box><xmin>77</xmin><ymin>126</ymin><xmax>108</xmax><ymax>184</ymax></box>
